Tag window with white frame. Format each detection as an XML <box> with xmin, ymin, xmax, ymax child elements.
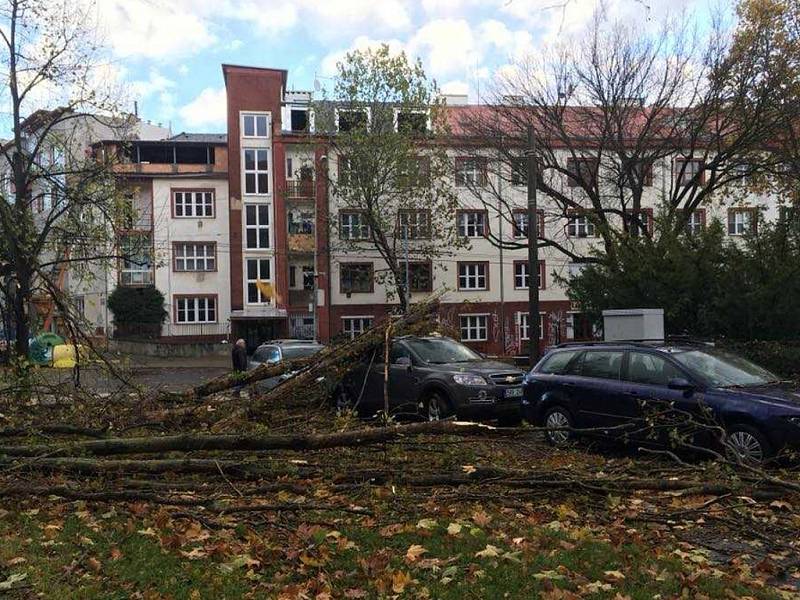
<box><xmin>457</xmin><ymin>211</ymin><xmax>487</xmax><ymax>238</ymax></box>
<box><xmin>513</xmin><ymin>210</ymin><xmax>543</xmax><ymax>238</ymax></box>
<box><xmin>244</xmin><ymin>148</ymin><xmax>270</xmax><ymax>195</ymax></box>
<box><xmin>676</xmin><ymin>159</ymin><xmax>703</xmax><ymax>186</ymax></box>
<box><xmin>460</xmin><ymin>315</ymin><xmax>488</xmax><ymax>341</ymax></box>
<box><xmin>398</xmin><ymin>210</ymin><xmax>431</xmax><ymax>239</ymax></box>
<box><xmin>458</xmin><ymin>262</ymin><xmax>488</xmax><ymax>290</ymax></box>
<box><xmin>175</xmin><ymin>296</ymin><xmax>217</xmax><ymax>323</ymax></box>
<box><xmin>686</xmin><ymin>210</ymin><xmax>705</xmax><ymax>235</ymax></box>
<box><xmin>567</xmin><ymin>213</ymin><xmax>595</xmax><ymax>237</ymax></box>
<box><xmin>246</xmin><ymin>258</ymin><xmax>272</xmax><ymax>304</ymax></box>
<box><xmin>395</xmin><ymin>110</ymin><xmax>428</xmax><ymax>134</ymax></box>
<box><xmin>518</xmin><ymin>312</ymin><xmax>544</xmax><ymax>341</ymax></box>
<box><xmin>174</xmin><ymin>190</ymin><xmax>214</xmax><ymax>218</ymax></box>
<box><xmin>728</xmin><ymin>208</ymin><xmax>756</xmax><ymax>235</ymax></box>
<box><xmin>119</xmin><ymin>233</ymin><xmax>153</xmax><ymax>285</ymax></box>
<box><xmin>242</xmin><ymin>113</ymin><xmax>269</xmax><ymax>138</ymax></box>
<box><xmin>174</xmin><ymin>242</ymin><xmax>216</xmax><ymax>272</ymax></box>
<box><xmin>340</xmin><ymin>210</ymin><xmax>370</xmax><ymax>240</ymax></box>
<box><xmin>245</xmin><ymin>204</ymin><xmax>271</xmax><ymax>249</ymax></box>
<box><xmin>455</xmin><ymin>157</ymin><xmax>486</xmax><ymax>187</ymax></box>
<box><xmin>342</xmin><ymin>316</ymin><xmax>373</xmax><ymax>339</ymax></box>
<box><xmin>513</xmin><ymin>261</ymin><xmax>544</xmax><ymax>290</ymax></box>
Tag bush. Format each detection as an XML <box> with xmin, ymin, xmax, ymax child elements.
<box><xmin>564</xmin><ymin>215</ymin><xmax>800</xmax><ymax>341</ymax></box>
<box><xmin>107</xmin><ymin>286</ymin><xmax>167</xmax><ymax>325</ymax></box>
<box><xmin>718</xmin><ymin>339</ymin><xmax>800</xmax><ymax>380</ymax></box>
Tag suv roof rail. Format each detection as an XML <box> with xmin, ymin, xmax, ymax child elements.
<box><xmin>552</xmin><ymin>336</ymin><xmax>714</xmax><ymax>349</ymax></box>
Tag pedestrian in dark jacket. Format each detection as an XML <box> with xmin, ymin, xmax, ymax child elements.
<box><xmin>232</xmin><ymin>338</ymin><xmax>248</xmax><ymax>372</ymax></box>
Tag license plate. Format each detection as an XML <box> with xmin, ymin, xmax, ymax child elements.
<box><xmin>505</xmin><ymin>387</ymin><xmax>523</xmax><ymax>398</ymax></box>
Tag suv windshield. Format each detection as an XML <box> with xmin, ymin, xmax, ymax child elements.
<box><xmin>405</xmin><ymin>338</ymin><xmax>482</xmax><ymax>364</ymax></box>
<box><xmin>671</xmin><ymin>348</ymin><xmax>779</xmax><ymax>388</ymax></box>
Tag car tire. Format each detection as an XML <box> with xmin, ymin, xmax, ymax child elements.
<box><xmin>423</xmin><ymin>392</ymin><xmax>451</xmax><ymax>422</ymax></box>
<box><xmin>725</xmin><ymin>424</ymin><xmax>773</xmax><ymax>465</ymax></box>
<box><xmin>543</xmin><ymin>405</ymin><xmax>574</xmax><ymax>447</ymax></box>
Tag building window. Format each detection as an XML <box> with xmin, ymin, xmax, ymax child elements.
<box><xmin>246</xmin><ymin>258</ymin><xmax>273</xmax><ymax>304</ymax></box>
<box><xmin>302</xmin><ymin>266</ymin><xmax>315</xmax><ymax>290</ymax></box>
<box><xmin>337</xmin><ymin>109</ymin><xmax>369</xmax><ymax>132</ymax></box>
<box><xmin>512</xmin><ymin>210</ymin><xmax>544</xmax><ymax>238</ymax></box>
<box><xmin>566</xmin><ymin>213</ymin><xmax>596</xmax><ymax>237</ymax></box>
<box><xmin>340</xmin><ymin>210</ymin><xmax>370</xmax><ymax>240</ymax></box>
<box><xmin>566</xmin><ymin>157</ymin><xmax>599</xmax><ymax>188</ymax></box>
<box><xmin>399</xmin><ymin>261</ymin><xmax>433</xmax><ymax>293</ymax></box>
<box><xmin>175</xmin><ymin>296</ymin><xmax>217</xmax><ymax>324</ymax></box>
<box><xmin>290</xmin><ymin>108</ymin><xmax>309</xmax><ymax>132</ymax></box>
<box><xmin>686</xmin><ymin>209</ymin><xmax>706</xmax><ymax>235</ymax></box>
<box><xmin>675</xmin><ymin>159</ymin><xmax>704</xmax><ymax>186</ymax></box>
<box><xmin>173</xmin><ymin>190</ymin><xmax>214</xmax><ymax>218</ymax></box>
<box><xmin>625</xmin><ymin>161</ymin><xmax>653</xmax><ymax>187</ymax></box>
<box><xmin>457</xmin><ymin>262</ymin><xmax>488</xmax><ymax>291</ymax></box>
<box><xmin>398</xmin><ymin>156</ymin><xmax>431</xmax><ymax>187</ymax></box>
<box><xmin>457</xmin><ymin>210</ymin><xmax>487</xmax><ymax>238</ymax></box>
<box><xmin>455</xmin><ymin>157</ymin><xmax>487</xmax><ymax>187</ymax></box>
<box><xmin>460</xmin><ymin>314</ymin><xmax>488</xmax><ymax>342</ymax></box>
<box><xmin>395</xmin><ymin>110</ymin><xmax>429</xmax><ymax>134</ymax></box>
<box><xmin>119</xmin><ymin>233</ymin><xmax>153</xmax><ymax>285</ymax></box>
<box><xmin>244</xmin><ymin>148</ymin><xmax>270</xmax><ymax>195</ymax></box>
<box><xmin>242</xmin><ymin>113</ymin><xmax>269</xmax><ymax>138</ymax></box>
<box><xmin>174</xmin><ymin>242</ymin><xmax>216</xmax><ymax>272</ymax></box>
<box><xmin>624</xmin><ymin>209</ymin><xmax>653</xmax><ymax>235</ymax></box>
<box><xmin>245</xmin><ymin>204</ymin><xmax>271</xmax><ymax>249</ymax></box>
<box><xmin>518</xmin><ymin>312</ymin><xmax>544</xmax><ymax>341</ymax></box>
<box><xmin>513</xmin><ymin>260</ymin><xmax>545</xmax><ymax>290</ymax></box>
<box><xmin>511</xmin><ymin>157</ymin><xmax>527</xmax><ymax>186</ymax></box>
<box><xmin>340</xmin><ymin>263</ymin><xmax>373</xmax><ymax>294</ymax></box>
<box><xmin>398</xmin><ymin>209</ymin><xmax>431</xmax><ymax>240</ymax></box>
<box><xmin>728</xmin><ymin>208</ymin><xmax>757</xmax><ymax>235</ymax></box>
<box><xmin>288</xmin><ymin>208</ymin><xmax>314</xmax><ymax>234</ymax></box>
<box><xmin>342</xmin><ymin>316</ymin><xmax>373</xmax><ymax>339</ymax></box>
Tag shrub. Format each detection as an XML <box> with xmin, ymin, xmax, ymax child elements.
<box><xmin>107</xmin><ymin>286</ymin><xmax>167</xmax><ymax>325</ymax></box>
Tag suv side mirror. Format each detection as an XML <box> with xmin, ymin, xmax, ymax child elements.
<box><xmin>668</xmin><ymin>377</ymin><xmax>694</xmax><ymax>392</ymax></box>
<box><xmin>395</xmin><ymin>356</ymin><xmax>412</xmax><ymax>369</ymax></box>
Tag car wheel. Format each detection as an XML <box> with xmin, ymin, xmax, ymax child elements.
<box><xmin>543</xmin><ymin>406</ymin><xmax>573</xmax><ymax>447</ymax></box>
<box><xmin>725</xmin><ymin>424</ymin><xmax>772</xmax><ymax>465</ymax></box>
<box><xmin>424</xmin><ymin>392</ymin><xmax>451</xmax><ymax>422</ymax></box>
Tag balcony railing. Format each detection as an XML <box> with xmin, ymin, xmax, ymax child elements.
<box><xmin>287</xmin><ymin>233</ymin><xmax>315</xmax><ymax>253</ymax></box>
<box><xmin>113</xmin><ymin>321</ymin><xmax>231</xmax><ymax>340</ymax></box>
<box><xmin>285</xmin><ymin>180</ymin><xmax>315</xmax><ymax>199</ymax></box>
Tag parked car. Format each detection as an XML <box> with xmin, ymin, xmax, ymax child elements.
<box><xmin>249</xmin><ymin>340</ymin><xmax>325</xmax><ymax>390</ymax></box>
<box><xmin>523</xmin><ymin>341</ymin><xmax>800</xmax><ymax>463</ymax></box>
<box><xmin>335</xmin><ymin>335</ymin><xmax>525</xmax><ymax>424</ymax></box>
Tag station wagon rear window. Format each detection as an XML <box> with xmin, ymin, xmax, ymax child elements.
<box><xmin>538</xmin><ymin>350</ymin><xmax>581</xmax><ymax>374</ymax></box>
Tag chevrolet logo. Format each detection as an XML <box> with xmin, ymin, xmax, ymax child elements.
<box><xmin>505</xmin><ymin>376</ymin><xmax>516</xmax><ymax>383</ymax></box>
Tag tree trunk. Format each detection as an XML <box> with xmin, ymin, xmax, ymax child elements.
<box><xmin>13</xmin><ymin>269</ymin><xmax>31</xmax><ymax>357</ymax></box>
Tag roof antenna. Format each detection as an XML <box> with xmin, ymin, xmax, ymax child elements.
<box><xmin>133</xmin><ymin>100</ymin><xmax>138</xmax><ymax>117</ymax></box>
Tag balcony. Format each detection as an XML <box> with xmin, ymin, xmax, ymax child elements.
<box><xmin>289</xmin><ymin>289</ymin><xmax>314</xmax><ymax>307</ymax></box>
<box><xmin>285</xmin><ymin>180</ymin><xmax>315</xmax><ymax>199</ymax></box>
<box><xmin>287</xmin><ymin>232</ymin><xmax>315</xmax><ymax>254</ymax></box>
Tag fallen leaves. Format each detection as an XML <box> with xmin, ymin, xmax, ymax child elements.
<box><xmin>405</xmin><ymin>544</ymin><xmax>427</xmax><ymax>562</ymax></box>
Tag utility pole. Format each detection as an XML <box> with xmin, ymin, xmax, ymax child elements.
<box><xmin>526</xmin><ymin>125</ymin><xmax>540</xmax><ymax>367</ymax></box>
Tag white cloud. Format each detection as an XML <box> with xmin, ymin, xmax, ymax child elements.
<box><xmin>320</xmin><ymin>36</ymin><xmax>406</xmax><ymax>77</ymax></box>
<box><xmin>96</xmin><ymin>0</ymin><xmax>216</xmax><ymax>61</ymax></box>
<box><xmin>440</xmin><ymin>80</ymin><xmax>469</xmax><ymax>94</ymax></box>
<box><xmin>178</xmin><ymin>87</ymin><xmax>227</xmax><ymax>129</ymax></box>
<box><xmin>407</xmin><ymin>19</ymin><xmax>478</xmax><ymax>79</ymax></box>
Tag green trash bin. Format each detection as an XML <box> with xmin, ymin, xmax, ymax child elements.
<box><xmin>28</xmin><ymin>333</ymin><xmax>65</xmax><ymax>365</ymax></box>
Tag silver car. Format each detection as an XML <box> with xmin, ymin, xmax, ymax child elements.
<box><xmin>248</xmin><ymin>341</ymin><xmax>325</xmax><ymax>390</ymax></box>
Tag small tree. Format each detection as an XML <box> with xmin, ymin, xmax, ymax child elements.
<box><xmin>107</xmin><ymin>285</ymin><xmax>167</xmax><ymax>338</ymax></box>
<box><xmin>314</xmin><ymin>45</ymin><xmax>464</xmax><ymax>312</ymax></box>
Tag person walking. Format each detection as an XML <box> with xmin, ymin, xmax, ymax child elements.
<box><xmin>231</xmin><ymin>338</ymin><xmax>248</xmax><ymax>397</ymax></box>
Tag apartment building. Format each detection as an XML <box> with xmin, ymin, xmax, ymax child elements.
<box><xmin>92</xmin><ymin>133</ymin><xmax>231</xmax><ymax>340</ymax></box>
<box><xmin>214</xmin><ymin>64</ymin><xmax>782</xmax><ymax>355</ymax></box>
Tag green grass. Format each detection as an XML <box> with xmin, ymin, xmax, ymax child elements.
<box><xmin>0</xmin><ymin>507</ymin><xmax>783</xmax><ymax>599</ymax></box>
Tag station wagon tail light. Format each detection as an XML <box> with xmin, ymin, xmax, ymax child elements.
<box><xmin>453</xmin><ymin>373</ymin><xmax>488</xmax><ymax>386</ymax></box>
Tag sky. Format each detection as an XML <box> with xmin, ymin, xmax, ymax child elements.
<box><xmin>93</xmin><ymin>0</ymin><xmax>721</xmax><ymax>135</ymax></box>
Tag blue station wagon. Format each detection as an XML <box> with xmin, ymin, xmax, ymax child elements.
<box><xmin>523</xmin><ymin>341</ymin><xmax>800</xmax><ymax>463</ymax></box>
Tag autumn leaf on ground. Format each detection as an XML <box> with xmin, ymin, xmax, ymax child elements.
<box><xmin>0</xmin><ymin>572</ymin><xmax>28</xmax><ymax>591</ymax></box>
<box><xmin>392</xmin><ymin>570</ymin><xmax>414</xmax><ymax>594</ymax></box>
<box><xmin>446</xmin><ymin>522</ymin><xmax>462</xmax><ymax>536</ymax></box>
<box><xmin>603</xmin><ymin>570</ymin><xmax>626</xmax><ymax>584</ymax></box>
<box><xmin>405</xmin><ymin>544</ymin><xmax>427</xmax><ymax>562</ymax></box>
<box><xmin>416</xmin><ymin>518</ymin><xmax>437</xmax><ymax>530</ymax></box>
<box><xmin>86</xmin><ymin>557</ymin><xmax>102</xmax><ymax>573</ymax></box>
<box><xmin>462</xmin><ymin>465</ymin><xmax>477</xmax><ymax>474</ymax></box>
<box><xmin>344</xmin><ymin>589</ymin><xmax>368</xmax><ymax>599</ymax></box>
<box><xmin>475</xmin><ymin>544</ymin><xmax>501</xmax><ymax>558</ymax></box>
<box><xmin>472</xmin><ymin>510</ymin><xmax>491</xmax><ymax>527</ymax></box>
<box><xmin>379</xmin><ymin>523</ymin><xmax>406</xmax><ymax>537</ymax></box>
